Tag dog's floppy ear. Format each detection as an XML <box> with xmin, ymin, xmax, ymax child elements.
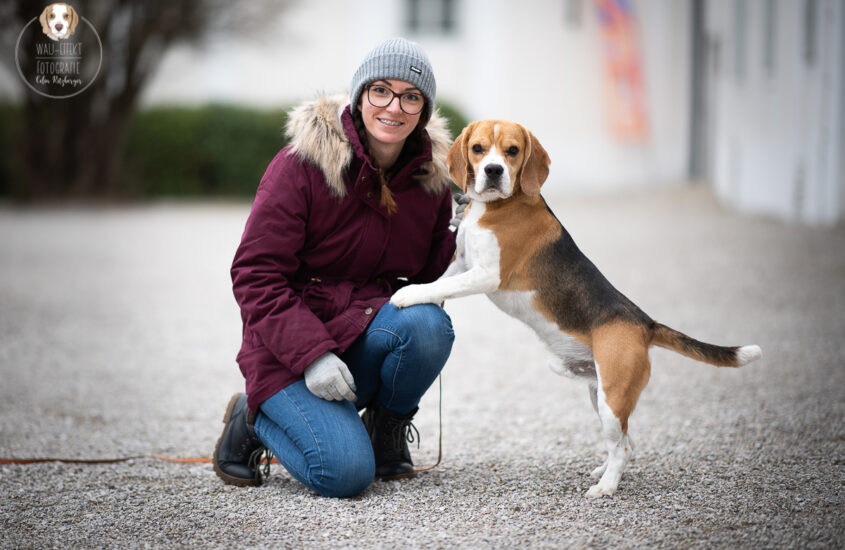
<box><xmin>39</xmin><ymin>5</ymin><xmax>52</xmax><ymax>34</ymax></box>
<box><xmin>518</xmin><ymin>125</ymin><xmax>550</xmax><ymax>197</ymax></box>
<box><xmin>447</xmin><ymin>122</ymin><xmax>475</xmax><ymax>192</ymax></box>
<box><xmin>68</xmin><ymin>4</ymin><xmax>79</xmax><ymax>35</ymax></box>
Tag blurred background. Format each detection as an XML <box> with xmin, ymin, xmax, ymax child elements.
<box><xmin>0</xmin><ymin>0</ymin><xmax>842</xmax><ymax>225</ymax></box>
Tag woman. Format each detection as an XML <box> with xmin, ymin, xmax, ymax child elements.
<box><xmin>213</xmin><ymin>38</ymin><xmax>456</xmax><ymax>498</ymax></box>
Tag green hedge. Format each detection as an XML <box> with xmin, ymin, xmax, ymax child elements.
<box><xmin>0</xmin><ymin>101</ymin><xmax>469</xmax><ymax>198</ymax></box>
<box><xmin>123</xmin><ymin>104</ymin><xmax>290</xmax><ymax>197</ymax></box>
<box><xmin>124</xmin><ymin>101</ymin><xmax>468</xmax><ymax>197</ymax></box>
<box><xmin>435</xmin><ymin>102</ymin><xmax>469</xmax><ymax>144</ymax></box>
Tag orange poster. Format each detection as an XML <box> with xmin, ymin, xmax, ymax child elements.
<box><xmin>595</xmin><ymin>0</ymin><xmax>650</xmax><ymax>141</ymax></box>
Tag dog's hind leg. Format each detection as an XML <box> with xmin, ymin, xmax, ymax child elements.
<box><xmin>586</xmin><ymin>324</ymin><xmax>651</xmax><ymax>498</ymax></box>
<box><xmin>587</xmin><ymin>370</ymin><xmax>634</xmax><ymax>498</ymax></box>
<box><xmin>587</xmin><ymin>382</ymin><xmax>609</xmax><ymax>480</ymax></box>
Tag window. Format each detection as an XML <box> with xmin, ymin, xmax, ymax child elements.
<box><xmin>564</xmin><ymin>0</ymin><xmax>583</xmax><ymax>28</ymax></box>
<box><xmin>763</xmin><ymin>0</ymin><xmax>777</xmax><ymax>76</ymax></box>
<box><xmin>406</xmin><ymin>0</ymin><xmax>457</xmax><ymax>35</ymax></box>
<box><xmin>803</xmin><ymin>0</ymin><xmax>818</xmax><ymax>66</ymax></box>
<box><xmin>733</xmin><ymin>0</ymin><xmax>747</xmax><ymax>83</ymax></box>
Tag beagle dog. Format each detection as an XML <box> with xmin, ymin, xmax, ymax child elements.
<box><xmin>391</xmin><ymin>120</ymin><xmax>762</xmax><ymax>498</ymax></box>
<box><xmin>39</xmin><ymin>3</ymin><xmax>79</xmax><ymax>41</ymax></box>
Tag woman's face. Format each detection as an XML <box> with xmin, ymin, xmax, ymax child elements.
<box><xmin>358</xmin><ymin>79</ymin><xmax>424</xmax><ymax>148</ymax></box>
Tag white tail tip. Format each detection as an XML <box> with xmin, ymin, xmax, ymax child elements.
<box><xmin>737</xmin><ymin>345</ymin><xmax>762</xmax><ymax>365</ymax></box>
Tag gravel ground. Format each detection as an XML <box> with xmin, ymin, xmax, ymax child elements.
<box><xmin>1</xmin><ymin>186</ymin><xmax>843</xmax><ymax>549</ymax></box>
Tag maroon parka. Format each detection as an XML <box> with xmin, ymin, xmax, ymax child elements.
<box><xmin>231</xmin><ymin>97</ymin><xmax>456</xmax><ymax>411</ymax></box>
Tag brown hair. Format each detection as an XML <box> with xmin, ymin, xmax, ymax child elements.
<box><xmin>350</xmin><ymin>108</ymin><xmax>426</xmax><ymax>215</ymax></box>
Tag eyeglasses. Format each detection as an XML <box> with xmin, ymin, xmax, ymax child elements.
<box><xmin>366</xmin><ymin>84</ymin><xmax>425</xmax><ymax>115</ymax></box>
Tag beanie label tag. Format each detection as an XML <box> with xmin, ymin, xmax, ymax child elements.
<box><xmin>409</xmin><ymin>65</ymin><xmax>422</xmax><ymax>75</ymax></box>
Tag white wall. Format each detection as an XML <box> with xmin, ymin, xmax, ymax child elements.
<box><xmin>706</xmin><ymin>0</ymin><xmax>844</xmax><ymax>225</ymax></box>
<box><xmin>140</xmin><ymin>2</ymin><xmax>357</xmax><ymax>106</ymax></box>
<box><xmin>406</xmin><ymin>0</ymin><xmax>693</xmax><ymax>193</ymax></box>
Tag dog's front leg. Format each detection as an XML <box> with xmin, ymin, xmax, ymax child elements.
<box><xmin>390</xmin><ymin>266</ymin><xmax>500</xmax><ymax>308</ymax></box>
<box><xmin>437</xmin><ymin>256</ymin><xmax>466</xmax><ymax>279</ymax></box>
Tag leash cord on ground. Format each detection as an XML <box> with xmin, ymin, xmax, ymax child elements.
<box><xmin>413</xmin><ymin>374</ymin><xmax>443</xmax><ymax>472</ymax></box>
<box><xmin>0</xmin><ymin>376</ymin><xmax>444</xmax><ymax>471</ymax></box>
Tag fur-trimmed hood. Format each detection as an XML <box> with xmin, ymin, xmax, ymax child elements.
<box><xmin>284</xmin><ymin>94</ymin><xmax>452</xmax><ymax>198</ymax></box>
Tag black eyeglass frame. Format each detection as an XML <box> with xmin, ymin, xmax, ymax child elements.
<box><xmin>366</xmin><ymin>84</ymin><xmax>425</xmax><ymax>115</ymax></box>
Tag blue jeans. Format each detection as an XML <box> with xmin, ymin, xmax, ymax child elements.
<box><xmin>253</xmin><ymin>303</ymin><xmax>454</xmax><ymax>498</ymax></box>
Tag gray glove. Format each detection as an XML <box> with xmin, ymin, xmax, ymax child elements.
<box><xmin>304</xmin><ymin>352</ymin><xmax>357</xmax><ymax>402</ymax></box>
<box><xmin>450</xmin><ymin>193</ymin><xmax>470</xmax><ymax>230</ymax></box>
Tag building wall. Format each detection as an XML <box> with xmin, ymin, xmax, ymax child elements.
<box><xmin>138</xmin><ymin>2</ymin><xmax>357</xmax><ymax>105</ymax></box>
<box><xmin>705</xmin><ymin>0</ymin><xmax>844</xmax><ymax>225</ymax></box>
<box><xmin>401</xmin><ymin>0</ymin><xmax>693</xmax><ymax>192</ymax></box>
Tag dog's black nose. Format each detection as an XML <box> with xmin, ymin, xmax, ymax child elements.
<box><xmin>484</xmin><ymin>164</ymin><xmax>504</xmax><ymax>178</ymax></box>
<box><xmin>55</xmin><ymin>23</ymin><xmax>63</xmax><ymax>31</ymax></box>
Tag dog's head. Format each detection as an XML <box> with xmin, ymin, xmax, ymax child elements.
<box><xmin>39</xmin><ymin>3</ymin><xmax>79</xmax><ymax>41</ymax></box>
<box><xmin>447</xmin><ymin>120</ymin><xmax>550</xmax><ymax>202</ymax></box>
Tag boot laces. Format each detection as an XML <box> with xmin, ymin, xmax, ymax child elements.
<box><xmin>248</xmin><ymin>446</ymin><xmax>273</xmax><ymax>482</ymax></box>
<box><xmin>237</xmin><ymin>434</ymin><xmax>262</xmax><ymax>460</ymax></box>
<box><xmin>386</xmin><ymin>416</ymin><xmax>420</xmax><ymax>450</ymax></box>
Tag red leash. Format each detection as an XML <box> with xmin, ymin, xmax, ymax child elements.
<box><xmin>0</xmin><ymin>455</ymin><xmax>280</xmax><ymax>465</ymax></box>
<box><xmin>413</xmin><ymin>375</ymin><xmax>443</xmax><ymax>472</ymax></box>
<box><xmin>0</xmin><ymin>377</ymin><xmax>444</xmax><ymax>471</ymax></box>
<box><xmin>0</xmin><ymin>455</ymin><xmax>209</xmax><ymax>465</ymax></box>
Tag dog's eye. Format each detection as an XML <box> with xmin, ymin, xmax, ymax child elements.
<box><xmin>471</xmin><ymin>144</ymin><xmax>483</xmax><ymax>154</ymax></box>
<box><xmin>506</xmin><ymin>146</ymin><xmax>519</xmax><ymax>156</ymax></box>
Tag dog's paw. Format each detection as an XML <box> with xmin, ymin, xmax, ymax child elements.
<box><xmin>390</xmin><ymin>285</ymin><xmax>433</xmax><ymax>309</ymax></box>
<box><xmin>586</xmin><ymin>482</ymin><xmax>616</xmax><ymax>499</ymax></box>
<box><xmin>590</xmin><ymin>460</ymin><xmax>608</xmax><ymax>480</ymax></box>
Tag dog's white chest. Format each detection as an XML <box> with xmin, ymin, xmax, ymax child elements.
<box><xmin>456</xmin><ymin>202</ymin><xmax>500</xmax><ymax>272</ymax></box>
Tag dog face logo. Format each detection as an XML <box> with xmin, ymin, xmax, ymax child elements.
<box><xmin>39</xmin><ymin>3</ymin><xmax>79</xmax><ymax>41</ymax></box>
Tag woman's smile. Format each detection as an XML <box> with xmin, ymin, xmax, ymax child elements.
<box><xmin>377</xmin><ymin>118</ymin><xmax>404</xmax><ymax>127</ymax></box>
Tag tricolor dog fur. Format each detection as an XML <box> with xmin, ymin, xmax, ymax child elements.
<box><xmin>391</xmin><ymin>120</ymin><xmax>762</xmax><ymax>498</ymax></box>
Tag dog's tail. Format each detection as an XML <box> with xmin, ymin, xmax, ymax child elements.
<box><xmin>651</xmin><ymin>323</ymin><xmax>761</xmax><ymax>367</ymax></box>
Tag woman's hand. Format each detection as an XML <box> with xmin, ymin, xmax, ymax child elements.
<box><xmin>304</xmin><ymin>352</ymin><xmax>357</xmax><ymax>402</ymax></box>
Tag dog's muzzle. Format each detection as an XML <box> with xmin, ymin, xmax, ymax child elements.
<box><xmin>484</xmin><ymin>164</ymin><xmax>504</xmax><ymax>179</ymax></box>
<box><xmin>480</xmin><ymin>163</ymin><xmax>504</xmax><ymax>191</ymax></box>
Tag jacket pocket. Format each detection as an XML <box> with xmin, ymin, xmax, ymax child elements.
<box><xmin>300</xmin><ymin>279</ymin><xmax>355</xmax><ymax>322</ymax></box>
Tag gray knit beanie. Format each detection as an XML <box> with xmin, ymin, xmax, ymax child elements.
<box><xmin>349</xmin><ymin>37</ymin><xmax>437</xmax><ymax>127</ymax></box>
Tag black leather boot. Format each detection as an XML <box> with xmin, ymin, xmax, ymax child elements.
<box><xmin>213</xmin><ymin>393</ymin><xmax>267</xmax><ymax>487</ymax></box>
<box><xmin>362</xmin><ymin>403</ymin><xmax>419</xmax><ymax>480</ymax></box>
